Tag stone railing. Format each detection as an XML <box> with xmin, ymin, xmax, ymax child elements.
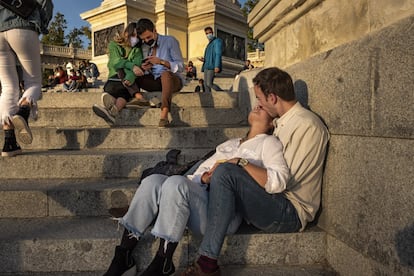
<box><xmin>40</xmin><ymin>44</ymin><xmax>92</xmax><ymax>60</ymax></box>
<box><xmin>247</xmin><ymin>49</ymin><xmax>265</xmax><ymax>68</ymax></box>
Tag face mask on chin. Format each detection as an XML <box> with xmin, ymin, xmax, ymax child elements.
<box><xmin>130</xmin><ymin>37</ymin><xmax>139</xmax><ymax>47</ymax></box>
<box><xmin>145</xmin><ymin>38</ymin><xmax>156</xmax><ymax>47</ymax></box>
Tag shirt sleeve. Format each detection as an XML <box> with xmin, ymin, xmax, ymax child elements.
<box><xmin>261</xmin><ymin>136</ymin><xmax>291</xmax><ymax>194</ymax></box>
<box><xmin>166</xmin><ymin>37</ymin><xmax>184</xmax><ymax>74</ymax></box>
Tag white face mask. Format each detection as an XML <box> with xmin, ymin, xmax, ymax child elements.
<box><xmin>206</xmin><ymin>33</ymin><xmax>214</xmax><ymax>40</ymax></box>
<box><xmin>130</xmin><ymin>36</ymin><xmax>139</xmax><ymax>47</ymax></box>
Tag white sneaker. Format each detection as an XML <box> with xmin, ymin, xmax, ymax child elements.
<box><xmin>101</xmin><ymin>93</ymin><xmax>116</xmax><ymax>109</ymax></box>
<box><xmin>92</xmin><ymin>104</ymin><xmax>118</xmax><ymax>125</ymax></box>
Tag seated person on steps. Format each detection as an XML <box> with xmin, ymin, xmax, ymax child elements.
<box><xmin>102</xmin><ymin>106</ymin><xmax>291</xmax><ymax>276</ymax></box>
<box><xmin>92</xmin><ymin>22</ymin><xmax>146</xmax><ymax>125</ymax></box>
<box><xmin>182</xmin><ymin>67</ymin><xmax>330</xmax><ymax>276</ymax></box>
<box><xmin>130</xmin><ymin>18</ymin><xmax>185</xmax><ymax>128</ymax></box>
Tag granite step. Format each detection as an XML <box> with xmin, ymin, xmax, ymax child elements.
<box><xmin>0</xmin><ymin>126</ymin><xmax>249</xmax><ymax>151</ymax></box>
<box><xmin>0</xmin><ymin>264</ymin><xmax>337</xmax><ymax>275</ymax></box>
<box><xmin>38</xmin><ymin>90</ymin><xmax>239</xmax><ymax>109</ymax></box>
<box><xmin>0</xmin><ymin>217</ymin><xmax>328</xmax><ymax>274</ymax></box>
<box><xmin>0</xmin><ymin>149</ymin><xmax>210</xmax><ymax>179</ymax></box>
<box><xmin>29</xmin><ymin>106</ymin><xmax>247</xmax><ymax>128</ymax></box>
<box><xmin>0</xmin><ymin>178</ymin><xmax>138</xmax><ymax>218</ymax></box>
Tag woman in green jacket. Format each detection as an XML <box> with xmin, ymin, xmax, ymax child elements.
<box><xmin>93</xmin><ymin>22</ymin><xmax>148</xmax><ymax>125</ymax></box>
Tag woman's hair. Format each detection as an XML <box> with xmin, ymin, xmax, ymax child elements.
<box><xmin>252</xmin><ymin>67</ymin><xmax>296</xmax><ymax>101</ymax></box>
<box><xmin>114</xmin><ymin>22</ymin><xmax>137</xmax><ymax>46</ymax></box>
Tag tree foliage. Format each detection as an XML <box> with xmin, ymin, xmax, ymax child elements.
<box><xmin>241</xmin><ymin>0</ymin><xmax>263</xmax><ymax>52</ymax></box>
<box><xmin>41</xmin><ymin>12</ymin><xmax>92</xmax><ymax>49</ymax></box>
<box><xmin>41</xmin><ymin>12</ymin><xmax>67</xmax><ymax>46</ymax></box>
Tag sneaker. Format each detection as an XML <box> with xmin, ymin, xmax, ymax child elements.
<box><xmin>158</xmin><ymin>118</ymin><xmax>171</xmax><ymax>128</ymax></box>
<box><xmin>12</xmin><ymin>105</ymin><xmax>32</xmax><ymax>145</ymax></box>
<box><xmin>92</xmin><ymin>104</ymin><xmax>118</xmax><ymax>125</ymax></box>
<box><xmin>101</xmin><ymin>92</ymin><xmax>116</xmax><ymax>109</ymax></box>
<box><xmin>126</xmin><ymin>98</ymin><xmax>150</xmax><ymax>109</ymax></box>
<box><xmin>2</xmin><ymin>133</ymin><xmax>22</xmax><ymax>157</ymax></box>
<box><xmin>141</xmin><ymin>254</ymin><xmax>175</xmax><ymax>276</ymax></box>
<box><xmin>181</xmin><ymin>262</ymin><xmax>221</xmax><ymax>276</ymax></box>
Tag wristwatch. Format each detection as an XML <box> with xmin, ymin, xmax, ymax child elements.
<box><xmin>160</xmin><ymin>60</ymin><xmax>166</xmax><ymax>66</ymax></box>
<box><xmin>237</xmin><ymin>158</ymin><xmax>249</xmax><ymax>168</ymax></box>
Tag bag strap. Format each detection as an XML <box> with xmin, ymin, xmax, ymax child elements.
<box><xmin>0</xmin><ymin>0</ymin><xmax>39</xmax><ymax>19</ymax></box>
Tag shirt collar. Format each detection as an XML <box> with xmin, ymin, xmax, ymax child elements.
<box><xmin>273</xmin><ymin>101</ymin><xmax>302</xmax><ymax>129</ymax></box>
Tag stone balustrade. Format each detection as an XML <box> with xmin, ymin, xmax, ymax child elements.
<box><xmin>247</xmin><ymin>49</ymin><xmax>265</xmax><ymax>68</ymax></box>
<box><xmin>40</xmin><ymin>44</ymin><xmax>92</xmax><ymax>60</ymax></box>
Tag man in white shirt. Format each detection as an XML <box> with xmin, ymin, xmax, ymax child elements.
<box><xmin>182</xmin><ymin>67</ymin><xmax>329</xmax><ymax>276</ymax></box>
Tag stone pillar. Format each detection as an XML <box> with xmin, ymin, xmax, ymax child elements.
<box><xmin>81</xmin><ymin>0</ymin><xmax>248</xmax><ymax>78</ymax></box>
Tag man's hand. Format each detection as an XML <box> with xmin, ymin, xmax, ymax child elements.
<box><xmin>214</xmin><ymin>67</ymin><xmax>220</xmax><ymax>73</ymax></box>
<box><xmin>140</xmin><ymin>61</ymin><xmax>153</xmax><ymax>72</ymax></box>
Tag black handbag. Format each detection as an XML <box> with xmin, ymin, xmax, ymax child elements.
<box><xmin>0</xmin><ymin>0</ymin><xmax>39</xmax><ymax>19</ymax></box>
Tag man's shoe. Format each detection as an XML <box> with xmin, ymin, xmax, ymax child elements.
<box><xmin>181</xmin><ymin>262</ymin><xmax>221</xmax><ymax>276</ymax></box>
<box><xmin>92</xmin><ymin>104</ymin><xmax>117</xmax><ymax>125</ymax></box>
<box><xmin>103</xmin><ymin>246</ymin><xmax>136</xmax><ymax>276</ymax></box>
<box><xmin>149</xmin><ymin>96</ymin><xmax>161</xmax><ymax>108</ymax></box>
<box><xmin>126</xmin><ymin>98</ymin><xmax>150</xmax><ymax>109</ymax></box>
<box><xmin>101</xmin><ymin>92</ymin><xmax>116</xmax><ymax>109</ymax></box>
<box><xmin>141</xmin><ymin>254</ymin><xmax>175</xmax><ymax>276</ymax></box>
<box><xmin>158</xmin><ymin>118</ymin><xmax>170</xmax><ymax>128</ymax></box>
<box><xmin>2</xmin><ymin>136</ymin><xmax>22</xmax><ymax>157</ymax></box>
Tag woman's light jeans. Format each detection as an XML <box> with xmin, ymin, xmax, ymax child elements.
<box><xmin>0</xmin><ymin>28</ymin><xmax>41</xmax><ymax>125</ymax></box>
<box><xmin>119</xmin><ymin>174</ymin><xmax>242</xmax><ymax>242</ymax></box>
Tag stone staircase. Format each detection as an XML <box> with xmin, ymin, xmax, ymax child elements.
<box><xmin>0</xmin><ymin>77</ymin><xmax>336</xmax><ymax>275</ymax></box>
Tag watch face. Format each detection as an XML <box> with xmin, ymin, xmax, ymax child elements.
<box><xmin>239</xmin><ymin>158</ymin><xmax>248</xmax><ymax>167</ymax></box>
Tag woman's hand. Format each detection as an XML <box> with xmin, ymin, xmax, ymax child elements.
<box><xmin>133</xmin><ymin>65</ymin><xmax>144</xmax><ymax>76</ymax></box>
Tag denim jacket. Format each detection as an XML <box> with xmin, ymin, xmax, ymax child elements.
<box><xmin>0</xmin><ymin>0</ymin><xmax>53</xmax><ymax>34</ymax></box>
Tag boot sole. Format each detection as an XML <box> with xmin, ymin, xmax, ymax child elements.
<box><xmin>1</xmin><ymin>148</ymin><xmax>22</xmax><ymax>157</ymax></box>
<box><xmin>12</xmin><ymin>115</ymin><xmax>33</xmax><ymax>144</ymax></box>
<box><xmin>92</xmin><ymin>104</ymin><xmax>115</xmax><ymax>125</ymax></box>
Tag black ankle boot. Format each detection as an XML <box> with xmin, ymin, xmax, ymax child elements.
<box><xmin>103</xmin><ymin>246</ymin><xmax>136</xmax><ymax>276</ymax></box>
<box><xmin>2</xmin><ymin>130</ymin><xmax>22</xmax><ymax>157</ymax></box>
<box><xmin>16</xmin><ymin>105</ymin><xmax>30</xmax><ymax>123</ymax></box>
<box><xmin>141</xmin><ymin>254</ymin><xmax>175</xmax><ymax>276</ymax></box>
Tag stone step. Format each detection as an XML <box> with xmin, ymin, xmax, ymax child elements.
<box><xmin>42</xmin><ymin>77</ymin><xmax>235</xmax><ymax>94</ymax></box>
<box><xmin>38</xmin><ymin>90</ymin><xmax>239</xmax><ymax>109</ymax></box>
<box><xmin>0</xmin><ymin>126</ymin><xmax>249</xmax><ymax>150</ymax></box>
<box><xmin>29</xmin><ymin>106</ymin><xmax>247</xmax><ymax>128</ymax></box>
<box><xmin>0</xmin><ymin>217</ymin><xmax>328</xmax><ymax>274</ymax></box>
<box><xmin>0</xmin><ymin>178</ymin><xmax>137</xmax><ymax>218</ymax></box>
<box><xmin>0</xmin><ymin>149</ymin><xmax>210</xmax><ymax>179</ymax></box>
<box><xmin>0</xmin><ymin>264</ymin><xmax>337</xmax><ymax>275</ymax></box>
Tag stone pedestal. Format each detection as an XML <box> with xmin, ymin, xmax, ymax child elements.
<box><xmin>81</xmin><ymin>0</ymin><xmax>248</xmax><ymax>78</ymax></box>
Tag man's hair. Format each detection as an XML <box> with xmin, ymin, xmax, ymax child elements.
<box><xmin>204</xmin><ymin>26</ymin><xmax>213</xmax><ymax>32</ymax></box>
<box><xmin>136</xmin><ymin>18</ymin><xmax>155</xmax><ymax>35</ymax></box>
<box><xmin>252</xmin><ymin>67</ymin><xmax>296</xmax><ymax>101</ymax></box>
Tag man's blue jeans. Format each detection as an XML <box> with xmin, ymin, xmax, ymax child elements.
<box><xmin>199</xmin><ymin>163</ymin><xmax>302</xmax><ymax>259</ymax></box>
<box><xmin>203</xmin><ymin>70</ymin><xmax>222</xmax><ymax>93</ymax></box>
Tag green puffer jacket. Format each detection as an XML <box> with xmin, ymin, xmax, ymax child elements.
<box><xmin>107</xmin><ymin>40</ymin><xmax>143</xmax><ymax>84</ymax></box>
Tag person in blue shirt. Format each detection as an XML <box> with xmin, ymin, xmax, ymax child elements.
<box><xmin>198</xmin><ymin>27</ymin><xmax>223</xmax><ymax>93</ymax></box>
<box><xmin>130</xmin><ymin>18</ymin><xmax>184</xmax><ymax>128</ymax></box>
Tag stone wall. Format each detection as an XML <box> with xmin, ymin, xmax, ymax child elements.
<box><xmin>236</xmin><ymin>14</ymin><xmax>413</xmax><ymax>276</ymax></box>
<box><xmin>249</xmin><ymin>0</ymin><xmax>414</xmax><ymax>68</ymax></box>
